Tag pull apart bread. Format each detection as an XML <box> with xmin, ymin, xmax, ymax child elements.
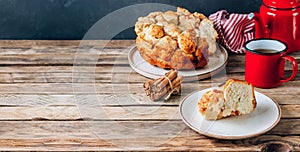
<box><xmin>135</xmin><ymin>7</ymin><xmax>218</xmax><ymax>70</ymax></box>
<box><xmin>198</xmin><ymin>79</ymin><xmax>257</xmax><ymax>120</ymax></box>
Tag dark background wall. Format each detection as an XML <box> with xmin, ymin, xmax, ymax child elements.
<box><xmin>0</xmin><ymin>0</ymin><xmax>262</xmax><ymax>40</ymax></box>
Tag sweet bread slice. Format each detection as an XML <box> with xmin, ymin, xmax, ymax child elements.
<box><xmin>198</xmin><ymin>79</ymin><xmax>257</xmax><ymax>120</ymax></box>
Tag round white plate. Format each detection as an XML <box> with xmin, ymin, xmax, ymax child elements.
<box><xmin>179</xmin><ymin>88</ymin><xmax>281</xmax><ymax>139</ymax></box>
<box><xmin>128</xmin><ymin>44</ymin><xmax>228</xmax><ymax>81</ymax></box>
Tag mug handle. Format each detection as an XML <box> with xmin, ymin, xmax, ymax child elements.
<box><xmin>280</xmin><ymin>55</ymin><xmax>298</xmax><ymax>83</ymax></box>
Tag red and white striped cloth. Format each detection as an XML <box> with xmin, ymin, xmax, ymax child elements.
<box><xmin>209</xmin><ymin>10</ymin><xmax>255</xmax><ymax>53</ymax></box>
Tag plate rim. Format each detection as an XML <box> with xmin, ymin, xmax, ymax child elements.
<box><xmin>178</xmin><ymin>89</ymin><xmax>282</xmax><ymax>140</ymax></box>
<box><xmin>128</xmin><ymin>44</ymin><xmax>228</xmax><ymax>81</ymax></box>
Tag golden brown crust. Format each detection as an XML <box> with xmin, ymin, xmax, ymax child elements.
<box><xmin>193</xmin><ymin>12</ymin><xmax>208</xmax><ymax>20</ymax></box>
<box><xmin>149</xmin><ymin>25</ymin><xmax>165</xmax><ymax>39</ymax></box>
<box><xmin>198</xmin><ymin>91</ymin><xmax>210</xmax><ymax>114</ymax></box>
<box><xmin>170</xmin><ymin>49</ymin><xmax>195</xmax><ymax>70</ymax></box>
<box><xmin>223</xmin><ymin>78</ymin><xmax>246</xmax><ymax>89</ymax></box>
<box><xmin>135</xmin><ymin>7</ymin><xmax>218</xmax><ymax>70</ymax></box>
<box><xmin>198</xmin><ymin>89</ymin><xmax>225</xmax><ymax>120</ymax></box>
<box><xmin>251</xmin><ymin>85</ymin><xmax>257</xmax><ymax>111</ymax></box>
<box><xmin>178</xmin><ymin>30</ymin><xmax>196</xmax><ymax>54</ymax></box>
<box><xmin>198</xmin><ymin>90</ymin><xmax>223</xmax><ymax>114</ymax></box>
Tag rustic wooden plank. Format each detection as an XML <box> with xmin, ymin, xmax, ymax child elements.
<box><xmin>0</xmin><ymin>106</ymin><xmax>180</xmax><ymax>120</ymax></box>
<box><xmin>0</xmin><ymin>104</ymin><xmax>298</xmax><ymax>120</ymax></box>
<box><xmin>0</xmin><ymin>69</ymin><xmax>298</xmax><ymax>84</ymax></box>
<box><xmin>0</xmin><ymin>82</ymin><xmax>298</xmax><ymax>104</ymax></box>
<box><xmin>0</xmin><ymin>72</ymin><xmax>146</xmax><ymax>84</ymax></box>
<box><xmin>0</xmin><ymin>54</ymin><xmax>128</xmax><ymax>65</ymax></box>
<box><xmin>0</xmin><ymin>48</ymin><xmax>133</xmax><ymax>55</ymax></box>
<box><xmin>8</xmin><ymin>72</ymin><xmax>149</xmax><ymax>83</ymax></box>
<box><xmin>0</xmin><ymin>65</ymin><xmax>228</xmax><ymax>84</ymax></box>
<box><xmin>0</xmin><ymin>89</ymin><xmax>298</xmax><ymax>106</ymax></box>
<box><xmin>0</xmin><ymin>81</ymin><xmax>299</xmax><ymax>95</ymax></box>
<box><xmin>0</xmin><ymin>65</ymin><xmax>131</xmax><ymax>73</ymax></box>
<box><xmin>0</xmin><ymin>40</ymin><xmax>135</xmax><ymax>47</ymax></box>
<box><xmin>1</xmin><ymin>71</ymin><xmax>229</xmax><ymax>83</ymax></box>
<box><xmin>0</xmin><ymin>83</ymin><xmax>218</xmax><ymax>94</ymax></box>
<box><xmin>0</xmin><ymin>136</ymin><xmax>297</xmax><ymax>151</ymax></box>
<box><xmin>0</xmin><ymin>94</ymin><xmax>177</xmax><ymax>106</ymax></box>
<box><xmin>0</xmin><ymin>120</ymin><xmax>298</xmax><ymax>151</ymax></box>
<box><xmin>0</xmin><ymin>73</ymin><xmax>13</xmax><ymax>83</ymax></box>
<box><xmin>281</xmin><ymin>105</ymin><xmax>300</xmax><ymax>118</ymax></box>
<box><xmin>0</xmin><ymin>119</ymin><xmax>296</xmax><ymax>136</ymax></box>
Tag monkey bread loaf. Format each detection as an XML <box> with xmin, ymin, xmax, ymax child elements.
<box><xmin>134</xmin><ymin>7</ymin><xmax>218</xmax><ymax>70</ymax></box>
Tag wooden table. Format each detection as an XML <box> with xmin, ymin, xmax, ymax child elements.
<box><xmin>0</xmin><ymin>40</ymin><xmax>299</xmax><ymax>151</ymax></box>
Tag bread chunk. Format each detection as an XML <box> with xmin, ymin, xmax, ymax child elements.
<box><xmin>198</xmin><ymin>79</ymin><xmax>257</xmax><ymax>120</ymax></box>
<box><xmin>199</xmin><ymin>19</ymin><xmax>219</xmax><ymax>54</ymax></box>
<box><xmin>135</xmin><ymin>7</ymin><xmax>218</xmax><ymax>70</ymax></box>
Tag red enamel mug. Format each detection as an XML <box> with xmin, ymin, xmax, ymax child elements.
<box><xmin>244</xmin><ymin>39</ymin><xmax>298</xmax><ymax>88</ymax></box>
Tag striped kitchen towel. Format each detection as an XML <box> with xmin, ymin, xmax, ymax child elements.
<box><xmin>209</xmin><ymin>10</ymin><xmax>255</xmax><ymax>53</ymax></box>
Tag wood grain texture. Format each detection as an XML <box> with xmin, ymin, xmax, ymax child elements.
<box><xmin>0</xmin><ymin>70</ymin><xmax>298</xmax><ymax>84</ymax></box>
<box><xmin>0</xmin><ymin>121</ymin><xmax>299</xmax><ymax>151</ymax></box>
<box><xmin>0</xmin><ymin>93</ymin><xmax>299</xmax><ymax>106</ymax></box>
<box><xmin>0</xmin><ymin>83</ymin><xmax>299</xmax><ymax>105</ymax></box>
<box><xmin>0</xmin><ymin>105</ymin><xmax>298</xmax><ymax>120</ymax></box>
<box><xmin>0</xmin><ymin>40</ymin><xmax>298</xmax><ymax>151</ymax></box>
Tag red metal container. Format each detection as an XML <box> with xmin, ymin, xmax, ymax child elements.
<box><xmin>251</xmin><ymin>0</ymin><xmax>300</xmax><ymax>53</ymax></box>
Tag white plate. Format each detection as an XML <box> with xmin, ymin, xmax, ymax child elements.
<box><xmin>179</xmin><ymin>88</ymin><xmax>281</xmax><ymax>139</ymax></box>
<box><xmin>128</xmin><ymin>44</ymin><xmax>228</xmax><ymax>81</ymax></box>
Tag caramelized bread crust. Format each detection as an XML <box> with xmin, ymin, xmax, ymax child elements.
<box><xmin>198</xmin><ymin>89</ymin><xmax>225</xmax><ymax>120</ymax></box>
<box><xmin>135</xmin><ymin>7</ymin><xmax>218</xmax><ymax>70</ymax></box>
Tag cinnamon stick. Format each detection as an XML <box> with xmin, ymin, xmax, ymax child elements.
<box><xmin>157</xmin><ymin>70</ymin><xmax>178</xmax><ymax>90</ymax></box>
<box><xmin>143</xmin><ymin>70</ymin><xmax>182</xmax><ymax>101</ymax></box>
